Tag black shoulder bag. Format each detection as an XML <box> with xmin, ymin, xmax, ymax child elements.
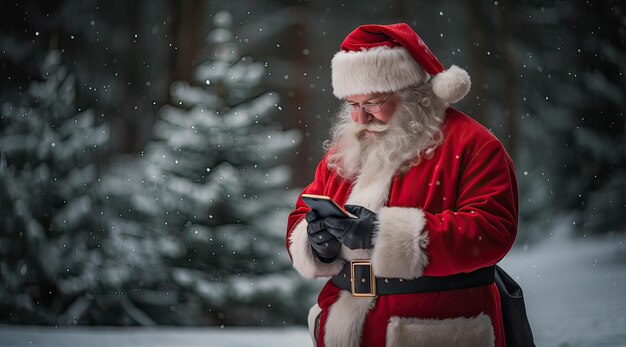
<box><xmin>495</xmin><ymin>265</ymin><xmax>536</xmax><ymax>347</ymax></box>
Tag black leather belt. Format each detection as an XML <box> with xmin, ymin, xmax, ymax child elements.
<box><xmin>331</xmin><ymin>260</ymin><xmax>496</xmax><ymax>297</ymax></box>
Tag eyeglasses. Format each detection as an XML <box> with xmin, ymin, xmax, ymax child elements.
<box><xmin>345</xmin><ymin>93</ymin><xmax>393</xmax><ymax>114</ymax></box>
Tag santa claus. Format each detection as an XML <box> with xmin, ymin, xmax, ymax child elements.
<box><xmin>286</xmin><ymin>23</ymin><xmax>518</xmax><ymax>347</ymax></box>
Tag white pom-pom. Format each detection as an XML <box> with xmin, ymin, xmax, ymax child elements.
<box><xmin>431</xmin><ymin>65</ymin><xmax>471</xmax><ymax>103</ymax></box>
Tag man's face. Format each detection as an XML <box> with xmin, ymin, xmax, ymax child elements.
<box><xmin>344</xmin><ymin>92</ymin><xmax>399</xmax><ymax>130</ymax></box>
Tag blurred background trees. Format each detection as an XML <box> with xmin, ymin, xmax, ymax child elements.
<box><xmin>0</xmin><ymin>50</ymin><xmax>110</xmax><ymax>324</ymax></box>
<box><xmin>1</xmin><ymin>0</ymin><xmax>624</xmax><ymax>326</ymax></box>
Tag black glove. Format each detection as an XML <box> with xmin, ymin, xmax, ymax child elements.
<box><xmin>323</xmin><ymin>205</ymin><xmax>378</xmax><ymax>250</ymax></box>
<box><xmin>306</xmin><ymin>210</ymin><xmax>341</xmax><ymax>263</ymax></box>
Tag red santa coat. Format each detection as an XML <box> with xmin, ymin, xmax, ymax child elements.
<box><xmin>286</xmin><ymin>108</ymin><xmax>518</xmax><ymax>347</ymax></box>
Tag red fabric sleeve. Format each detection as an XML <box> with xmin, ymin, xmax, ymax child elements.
<box><xmin>423</xmin><ymin>139</ymin><xmax>519</xmax><ymax>276</ymax></box>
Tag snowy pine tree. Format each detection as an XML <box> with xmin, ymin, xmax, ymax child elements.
<box><xmin>100</xmin><ymin>10</ymin><xmax>311</xmax><ymax>326</ymax></box>
<box><xmin>0</xmin><ymin>50</ymin><xmax>110</xmax><ymax>323</ymax></box>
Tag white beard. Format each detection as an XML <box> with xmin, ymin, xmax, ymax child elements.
<box><xmin>348</xmin><ymin>124</ymin><xmax>405</xmax><ymax>177</ymax></box>
<box><xmin>325</xmin><ymin>87</ymin><xmax>446</xmax><ymax>180</ymax></box>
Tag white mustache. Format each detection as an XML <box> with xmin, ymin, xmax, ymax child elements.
<box><xmin>354</xmin><ymin>121</ymin><xmax>390</xmax><ymax>134</ymax></box>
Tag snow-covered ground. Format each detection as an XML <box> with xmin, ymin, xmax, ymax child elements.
<box><xmin>1</xmin><ymin>232</ymin><xmax>624</xmax><ymax>347</ymax></box>
<box><xmin>0</xmin><ymin>326</ymin><xmax>310</xmax><ymax>347</ymax></box>
<box><xmin>500</xmin><ymin>231</ymin><xmax>626</xmax><ymax>347</ymax></box>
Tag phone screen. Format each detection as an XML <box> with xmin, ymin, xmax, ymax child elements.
<box><xmin>301</xmin><ymin>194</ymin><xmax>355</xmax><ymax>218</ymax></box>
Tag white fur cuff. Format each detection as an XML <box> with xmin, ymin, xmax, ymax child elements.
<box><xmin>371</xmin><ymin>207</ymin><xmax>429</xmax><ymax>279</ymax></box>
<box><xmin>289</xmin><ymin>219</ymin><xmax>344</xmax><ymax>279</ymax></box>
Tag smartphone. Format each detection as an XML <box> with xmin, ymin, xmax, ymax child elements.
<box><xmin>301</xmin><ymin>194</ymin><xmax>356</xmax><ymax>218</ymax></box>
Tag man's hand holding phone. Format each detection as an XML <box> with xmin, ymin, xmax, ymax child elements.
<box><xmin>305</xmin><ymin>210</ymin><xmax>342</xmax><ymax>263</ymax></box>
<box><xmin>302</xmin><ymin>194</ymin><xmax>378</xmax><ymax>255</ymax></box>
<box><xmin>323</xmin><ymin>205</ymin><xmax>378</xmax><ymax>250</ymax></box>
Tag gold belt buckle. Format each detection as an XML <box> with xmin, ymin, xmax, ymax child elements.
<box><xmin>350</xmin><ymin>259</ymin><xmax>376</xmax><ymax>297</ymax></box>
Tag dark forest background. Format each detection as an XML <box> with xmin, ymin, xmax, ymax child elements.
<box><xmin>1</xmin><ymin>0</ymin><xmax>624</xmax><ymax>327</ymax></box>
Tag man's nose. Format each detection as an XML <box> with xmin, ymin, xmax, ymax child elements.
<box><xmin>355</xmin><ymin>108</ymin><xmax>371</xmax><ymax>125</ymax></box>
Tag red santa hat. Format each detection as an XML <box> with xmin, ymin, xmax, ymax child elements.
<box><xmin>331</xmin><ymin>23</ymin><xmax>471</xmax><ymax>103</ymax></box>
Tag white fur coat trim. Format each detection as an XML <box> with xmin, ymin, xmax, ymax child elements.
<box><xmin>307</xmin><ymin>303</ymin><xmax>323</xmax><ymax>344</ymax></box>
<box><xmin>340</xmin><ymin>157</ymin><xmax>397</xmax><ymax>261</ymax></box>
<box><xmin>344</xmin><ymin>159</ymin><xmax>395</xmax><ymax>211</ymax></box>
<box><xmin>323</xmin><ymin>154</ymin><xmax>395</xmax><ymax>347</ymax></box>
<box><xmin>288</xmin><ymin>218</ymin><xmax>344</xmax><ymax>279</ymax></box>
<box><xmin>372</xmin><ymin>207</ymin><xmax>429</xmax><ymax>279</ymax></box>
<box><xmin>324</xmin><ymin>290</ymin><xmax>375</xmax><ymax>347</ymax></box>
<box><xmin>386</xmin><ymin>313</ymin><xmax>495</xmax><ymax>346</ymax></box>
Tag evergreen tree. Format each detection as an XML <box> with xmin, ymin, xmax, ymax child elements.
<box><xmin>101</xmin><ymin>10</ymin><xmax>311</xmax><ymax>326</ymax></box>
<box><xmin>0</xmin><ymin>51</ymin><xmax>110</xmax><ymax>323</ymax></box>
